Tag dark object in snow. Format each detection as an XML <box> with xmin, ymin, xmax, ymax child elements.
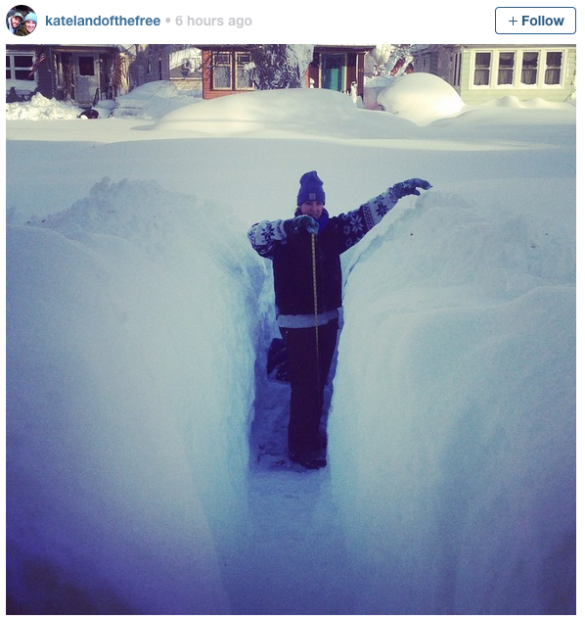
<box><xmin>289</xmin><ymin>450</ymin><xmax>327</xmax><ymax>470</ymax></box>
<box><xmin>6</xmin><ymin>86</ymin><xmax>34</xmax><ymax>103</ymax></box>
<box><xmin>267</xmin><ymin>337</ymin><xmax>290</xmax><ymax>383</ymax></box>
<box><xmin>256</xmin><ymin>450</ymin><xmax>325</xmax><ymax>472</ymax></box>
<box><xmin>79</xmin><ymin>108</ymin><xmax>99</xmax><ymax>120</ymax></box>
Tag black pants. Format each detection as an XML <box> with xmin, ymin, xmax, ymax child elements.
<box><xmin>280</xmin><ymin>320</ymin><xmax>339</xmax><ymax>456</ymax></box>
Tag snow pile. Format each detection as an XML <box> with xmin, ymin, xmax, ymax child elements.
<box><xmin>7</xmin><ymin>178</ymin><xmax>261</xmax><ymax>614</ymax></box>
<box><xmin>481</xmin><ymin>94</ymin><xmax>573</xmax><ymax>109</ymax></box>
<box><xmin>330</xmin><ymin>182</ymin><xmax>575</xmax><ymax>613</ymax></box>
<box><xmin>378</xmin><ymin>72</ymin><xmax>466</xmax><ymax>125</ymax></box>
<box><xmin>112</xmin><ymin>80</ymin><xmax>201</xmax><ymax>119</ymax></box>
<box><xmin>6</xmin><ymin>92</ymin><xmax>83</xmax><ymax>120</ymax></box>
<box><xmin>5</xmin><ymin>81</ymin><xmax>202</xmax><ymax>122</ymax></box>
<box><xmin>154</xmin><ymin>87</ymin><xmax>419</xmax><ymax>138</ymax></box>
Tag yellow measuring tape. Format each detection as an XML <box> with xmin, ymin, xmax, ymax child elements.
<box><xmin>311</xmin><ymin>232</ymin><xmax>325</xmax><ymax>417</ymax></box>
<box><xmin>311</xmin><ymin>233</ymin><xmax>319</xmax><ymax>356</ymax></box>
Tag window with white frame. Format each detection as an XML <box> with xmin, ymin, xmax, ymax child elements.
<box><xmin>497</xmin><ymin>52</ymin><xmax>515</xmax><ymax>85</ymax></box>
<box><xmin>211</xmin><ymin>51</ymin><xmax>253</xmax><ymax>90</ymax></box>
<box><xmin>472</xmin><ymin>48</ymin><xmax>566</xmax><ymax>89</ymax></box>
<box><xmin>235</xmin><ymin>52</ymin><xmax>253</xmax><ymax>89</ymax></box>
<box><xmin>521</xmin><ymin>51</ymin><xmax>539</xmax><ymax>85</ymax></box>
<box><xmin>545</xmin><ymin>51</ymin><xmax>563</xmax><ymax>85</ymax></box>
<box><xmin>212</xmin><ymin>52</ymin><xmax>232</xmax><ymax>89</ymax></box>
<box><xmin>473</xmin><ymin>52</ymin><xmax>491</xmax><ymax>86</ymax></box>
<box><xmin>6</xmin><ymin>51</ymin><xmax>36</xmax><ymax>82</ymax></box>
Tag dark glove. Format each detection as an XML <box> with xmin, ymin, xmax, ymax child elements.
<box><xmin>283</xmin><ymin>215</ymin><xmax>319</xmax><ymax>236</ymax></box>
<box><xmin>392</xmin><ymin>178</ymin><xmax>433</xmax><ymax>199</ymax></box>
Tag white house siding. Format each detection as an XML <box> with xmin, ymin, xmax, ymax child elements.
<box><xmin>413</xmin><ymin>45</ymin><xmax>576</xmax><ymax>105</ymax></box>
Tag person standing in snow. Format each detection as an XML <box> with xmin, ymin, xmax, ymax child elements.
<box><xmin>248</xmin><ymin>171</ymin><xmax>431</xmax><ymax>469</ymax></box>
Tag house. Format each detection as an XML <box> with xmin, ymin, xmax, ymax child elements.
<box><xmin>308</xmin><ymin>45</ymin><xmax>376</xmax><ymax>97</ymax></box>
<box><xmin>6</xmin><ymin>44</ymin><xmax>133</xmax><ymax>105</ymax></box>
<box><xmin>197</xmin><ymin>45</ymin><xmax>375</xmax><ymax>100</ymax></box>
<box><xmin>128</xmin><ymin>45</ymin><xmax>202</xmax><ymax>92</ymax></box>
<box><xmin>412</xmin><ymin>44</ymin><xmax>576</xmax><ymax>104</ymax></box>
<box><xmin>166</xmin><ymin>47</ymin><xmax>202</xmax><ymax>89</ymax></box>
<box><xmin>198</xmin><ymin>45</ymin><xmax>254</xmax><ymax>99</ymax></box>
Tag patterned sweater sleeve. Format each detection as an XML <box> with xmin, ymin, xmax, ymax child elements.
<box><xmin>336</xmin><ymin>186</ymin><xmax>401</xmax><ymax>252</ymax></box>
<box><xmin>247</xmin><ymin>219</ymin><xmax>287</xmax><ymax>259</ymax></box>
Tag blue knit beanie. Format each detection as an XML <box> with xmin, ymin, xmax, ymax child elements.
<box><xmin>297</xmin><ymin>171</ymin><xmax>325</xmax><ymax>206</ymax></box>
<box><xmin>24</xmin><ymin>12</ymin><xmax>37</xmax><ymax>22</ymax></box>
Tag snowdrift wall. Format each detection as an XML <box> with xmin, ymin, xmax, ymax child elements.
<box><xmin>6</xmin><ymin>179</ymin><xmax>260</xmax><ymax>614</ymax></box>
<box><xmin>329</xmin><ymin>182</ymin><xmax>575</xmax><ymax>614</ymax></box>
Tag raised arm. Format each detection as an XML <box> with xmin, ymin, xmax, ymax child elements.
<box><xmin>337</xmin><ymin>178</ymin><xmax>432</xmax><ymax>251</ymax></box>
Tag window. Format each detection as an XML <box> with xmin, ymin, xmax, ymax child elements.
<box><xmin>235</xmin><ymin>52</ymin><xmax>253</xmax><ymax>89</ymax></box>
<box><xmin>470</xmin><ymin>47</ymin><xmax>568</xmax><ymax>90</ymax></box>
<box><xmin>212</xmin><ymin>52</ymin><xmax>232</xmax><ymax>89</ymax></box>
<box><xmin>453</xmin><ymin>53</ymin><xmax>462</xmax><ymax>88</ymax></box>
<box><xmin>6</xmin><ymin>52</ymin><xmax>35</xmax><ymax>81</ymax></box>
<box><xmin>521</xmin><ymin>51</ymin><xmax>539</xmax><ymax>85</ymax></box>
<box><xmin>211</xmin><ymin>51</ymin><xmax>253</xmax><ymax>90</ymax></box>
<box><xmin>474</xmin><ymin>52</ymin><xmax>491</xmax><ymax>86</ymax></box>
<box><xmin>497</xmin><ymin>52</ymin><xmax>515</xmax><ymax>85</ymax></box>
<box><xmin>78</xmin><ymin>56</ymin><xmax>95</xmax><ymax>77</ymax></box>
<box><xmin>545</xmin><ymin>51</ymin><xmax>563</xmax><ymax>85</ymax></box>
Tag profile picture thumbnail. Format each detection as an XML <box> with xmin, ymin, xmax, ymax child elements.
<box><xmin>7</xmin><ymin>5</ymin><xmax>36</xmax><ymax>36</ymax></box>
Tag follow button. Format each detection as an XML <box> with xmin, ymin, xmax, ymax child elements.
<box><xmin>496</xmin><ymin>7</ymin><xmax>576</xmax><ymax>34</ymax></box>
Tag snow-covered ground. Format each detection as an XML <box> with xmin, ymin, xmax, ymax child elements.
<box><xmin>6</xmin><ymin>74</ymin><xmax>576</xmax><ymax>614</ymax></box>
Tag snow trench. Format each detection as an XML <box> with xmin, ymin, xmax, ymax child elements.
<box><xmin>6</xmin><ymin>177</ymin><xmax>576</xmax><ymax>614</ymax></box>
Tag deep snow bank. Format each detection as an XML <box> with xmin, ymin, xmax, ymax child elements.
<box><xmin>329</xmin><ymin>180</ymin><xmax>575</xmax><ymax>614</ymax></box>
<box><xmin>6</xmin><ymin>179</ymin><xmax>261</xmax><ymax>614</ymax></box>
<box><xmin>154</xmin><ymin>87</ymin><xmax>421</xmax><ymax>138</ymax></box>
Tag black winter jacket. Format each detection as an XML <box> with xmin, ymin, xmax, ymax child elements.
<box><xmin>272</xmin><ymin>219</ymin><xmax>344</xmax><ymax>316</ymax></box>
<box><xmin>248</xmin><ymin>189</ymin><xmax>402</xmax><ymax>317</ymax></box>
